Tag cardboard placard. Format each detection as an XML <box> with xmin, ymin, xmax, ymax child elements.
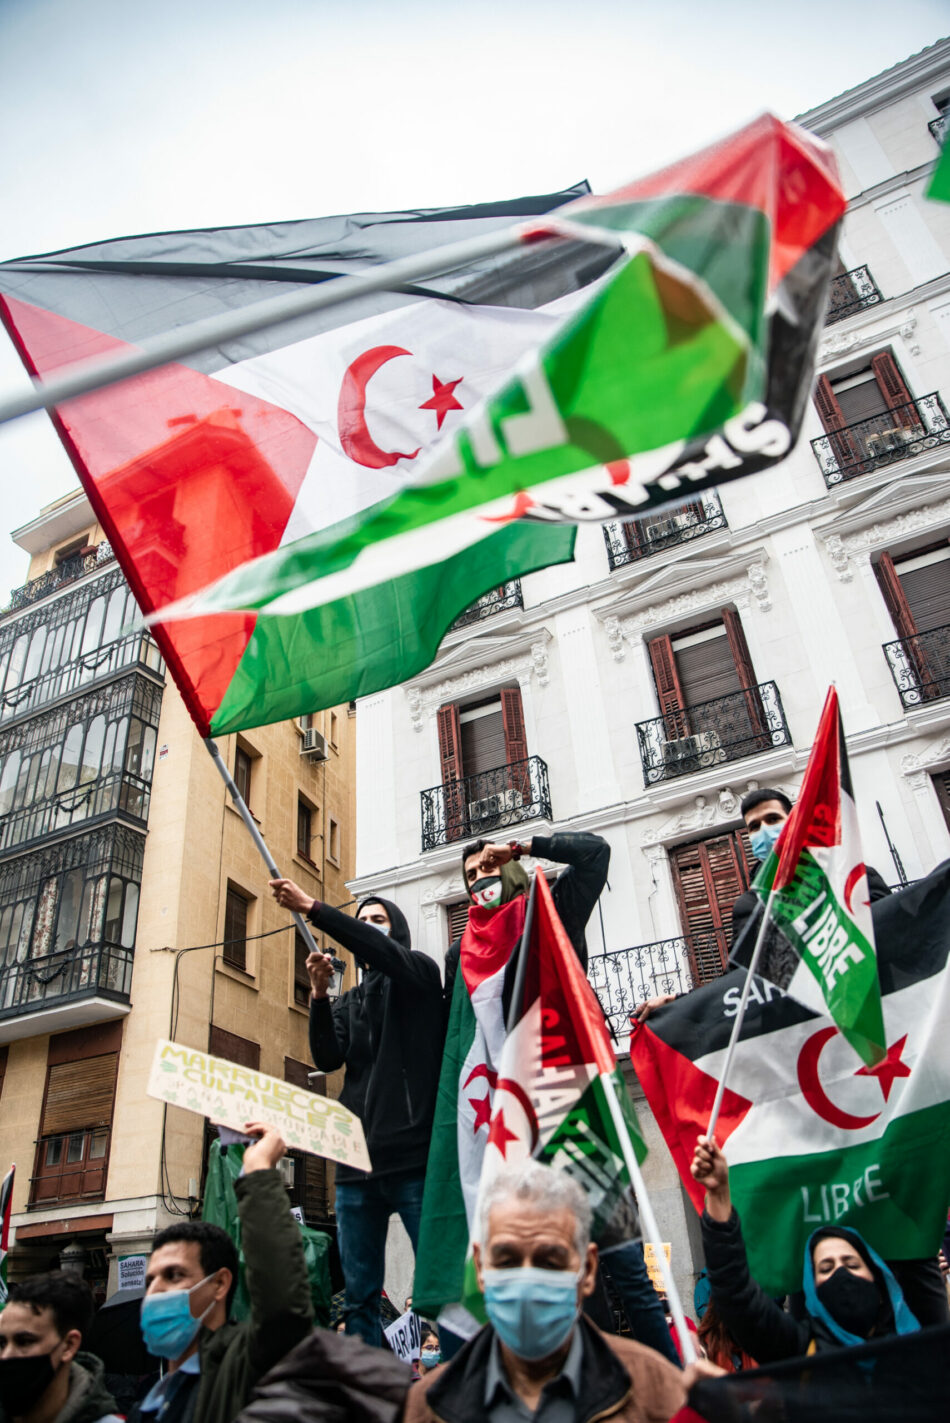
<box><xmin>384</xmin><ymin>1308</ymin><xmax>421</xmax><ymax>1363</ymax></box>
<box><xmin>147</xmin><ymin>1038</ymin><xmax>371</xmax><ymax>1171</ymax></box>
<box><xmin>117</xmin><ymin>1255</ymin><xmax>146</xmax><ymax>1292</ymax></box>
<box><xmin>644</xmin><ymin>1242</ymin><xmax>672</xmax><ymax>1292</ymax></box>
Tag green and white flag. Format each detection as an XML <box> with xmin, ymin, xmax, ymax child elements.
<box><xmin>0</xmin><ymin>1164</ymin><xmax>14</xmax><ymax>1307</ymax></box>
<box><xmin>732</xmin><ymin>686</ymin><xmax>886</xmax><ymax>1068</ymax></box>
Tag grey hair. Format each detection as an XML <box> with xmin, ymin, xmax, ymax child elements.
<box><xmin>478</xmin><ymin>1161</ymin><xmax>592</xmax><ymax>1256</ymax></box>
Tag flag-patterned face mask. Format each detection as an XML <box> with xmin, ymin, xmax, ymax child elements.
<box><xmin>470</xmin><ymin>877</ymin><xmax>503</xmax><ymax>910</ymax></box>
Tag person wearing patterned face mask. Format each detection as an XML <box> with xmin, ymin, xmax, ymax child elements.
<box><xmin>0</xmin><ymin>1273</ymin><xmax>120</xmax><ymax>1423</ymax></box>
<box><xmin>404</xmin><ymin>1162</ymin><xmax>708</xmax><ymax>1423</ymax></box>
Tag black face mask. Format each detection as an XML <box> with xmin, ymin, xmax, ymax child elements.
<box><xmin>816</xmin><ymin>1267</ymin><xmax>881</xmax><ymax>1337</ymax></box>
<box><xmin>0</xmin><ymin>1351</ymin><xmax>58</xmax><ymax>1416</ymax></box>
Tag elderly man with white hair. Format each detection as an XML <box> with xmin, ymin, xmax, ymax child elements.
<box><xmin>405</xmin><ymin>1162</ymin><xmax>698</xmax><ymax>1423</ymax></box>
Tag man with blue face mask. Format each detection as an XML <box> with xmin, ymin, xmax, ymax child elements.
<box><xmin>133</xmin><ymin>1121</ymin><xmax>312</xmax><ymax>1423</ymax></box>
<box><xmin>405</xmin><ymin>1163</ymin><xmax>697</xmax><ymax>1423</ymax></box>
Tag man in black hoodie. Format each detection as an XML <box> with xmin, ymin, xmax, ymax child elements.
<box><xmin>269</xmin><ymin>879</ymin><xmax>444</xmax><ymax>1348</ymax></box>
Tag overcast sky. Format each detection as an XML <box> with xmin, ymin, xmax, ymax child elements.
<box><xmin>0</xmin><ymin>0</ymin><xmax>946</xmax><ymax>597</ymax></box>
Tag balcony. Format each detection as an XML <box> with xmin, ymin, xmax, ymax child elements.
<box><xmin>883</xmin><ymin>624</ymin><xmax>950</xmax><ymax>709</ymax></box>
<box><xmin>825</xmin><ymin>266</ymin><xmax>882</xmax><ymax>325</ymax></box>
<box><xmin>0</xmin><ymin>943</ymin><xmax>133</xmax><ymax>1042</ymax></box>
<box><xmin>588</xmin><ymin>938</ymin><xmax>697</xmax><ymax>1047</ymax></box>
<box><xmin>603</xmin><ymin>493</ymin><xmax>726</xmax><ymax>571</ymax></box>
<box><xmin>811</xmin><ymin>394</ymin><xmax>950</xmax><ymax>487</ymax></box>
<box><xmin>636</xmin><ymin>681</ymin><xmax>791</xmax><ymax>785</ymax></box>
<box><xmin>421</xmin><ymin>755</ymin><xmax>551</xmax><ymax>851</ymax></box>
<box><xmin>8</xmin><ymin>545</ymin><xmax>114</xmax><ymax>612</ymax></box>
<box><xmin>449</xmin><ymin>580</ymin><xmax>523</xmax><ymax>631</ymax></box>
<box><xmin>930</xmin><ymin>114</ymin><xmax>948</xmax><ymax>145</ymax></box>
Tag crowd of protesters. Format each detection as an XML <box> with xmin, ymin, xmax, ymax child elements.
<box><xmin>3</xmin><ymin>818</ymin><xmax>948</xmax><ymax>1423</ymax></box>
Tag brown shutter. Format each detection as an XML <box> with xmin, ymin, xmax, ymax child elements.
<box><xmin>875</xmin><ymin>553</ymin><xmax>919</xmax><ymax>641</ymax></box>
<box><xmin>893</xmin><ymin>553</ymin><xmax>950</xmax><ymax>634</ymax></box>
<box><xmin>208</xmin><ymin>1026</ymin><xmax>260</xmax><ymax>1069</ymax></box>
<box><xmin>814</xmin><ymin>373</ymin><xmax>860</xmax><ymax>472</ymax></box>
<box><xmin>447</xmin><ymin>900</ymin><xmax>470</xmax><ymax>943</ymax></box>
<box><xmin>670</xmin><ymin>833</ymin><xmax>752</xmax><ymax>983</ymax></box>
<box><xmin>648</xmin><ymin>635</ymin><xmax>689</xmax><ymax>738</ymax></box>
<box><xmin>870</xmin><ymin>352</ymin><xmax>915</xmax><ymax>424</ymax></box>
<box><xmin>42</xmin><ymin>1054</ymin><xmax>118</xmax><ymax>1134</ymax></box>
<box><xmin>284</xmin><ymin>1057</ymin><xmax>321</xmax><ymax>1092</ymax></box>
<box><xmin>437</xmin><ymin>704</ymin><xmax>463</xmax><ymax>782</ymax></box>
<box><xmin>723</xmin><ymin>608</ymin><xmax>768</xmax><ymax>746</ymax></box>
<box><xmin>501</xmin><ymin>687</ymin><xmax>528</xmax><ymax>766</ymax></box>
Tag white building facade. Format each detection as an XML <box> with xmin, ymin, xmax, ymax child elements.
<box><xmin>352</xmin><ymin>42</ymin><xmax>950</xmax><ymax>1309</ymax></box>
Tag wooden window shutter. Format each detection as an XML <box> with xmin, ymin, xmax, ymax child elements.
<box><xmin>723</xmin><ymin>608</ymin><xmax>768</xmax><ymax>744</ymax></box>
<box><xmin>670</xmin><ymin>833</ymin><xmax>752</xmax><ymax>984</ymax></box>
<box><xmin>814</xmin><ymin>374</ymin><xmax>846</xmax><ymax>432</ymax></box>
<box><xmin>870</xmin><ymin>352</ymin><xmax>914</xmax><ymax>415</ymax></box>
<box><xmin>42</xmin><ymin>1053</ymin><xmax>118</xmax><ymax>1134</ymax></box>
<box><xmin>895</xmin><ymin>554</ymin><xmax>950</xmax><ymax>633</ymax></box>
<box><xmin>874</xmin><ymin>553</ymin><xmax>919</xmax><ymax>641</ymax></box>
<box><xmin>648</xmin><ymin>635</ymin><xmax>688</xmax><ymax>737</ymax></box>
<box><xmin>447</xmin><ymin>900</ymin><xmax>470</xmax><ymax>943</ymax></box>
<box><xmin>500</xmin><ymin>687</ymin><xmax>528</xmax><ymax>766</ymax></box>
<box><xmin>209</xmin><ymin>1025</ymin><xmax>260</xmax><ymax>1070</ymax></box>
<box><xmin>437</xmin><ymin>704</ymin><xmax>463</xmax><ymax>784</ymax></box>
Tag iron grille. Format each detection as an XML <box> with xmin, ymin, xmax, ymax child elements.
<box><xmin>449</xmin><ymin>581</ymin><xmax>524</xmax><ymax>631</ymax></box>
<box><xmin>636</xmin><ymin>681</ymin><xmax>791</xmax><ymax>785</ymax></box>
<box><xmin>8</xmin><ymin>544</ymin><xmax>114</xmax><ymax>611</ymax></box>
<box><xmin>421</xmin><ymin>755</ymin><xmax>551</xmax><ymax>851</ymax></box>
<box><xmin>825</xmin><ymin>266</ymin><xmax>883</xmax><ymax>325</ymax></box>
<box><xmin>883</xmin><ymin>624</ymin><xmax>950</xmax><ymax>708</ymax></box>
<box><xmin>811</xmin><ymin>393</ymin><xmax>950</xmax><ymax>486</ymax></box>
<box><xmin>603</xmin><ymin>492</ymin><xmax>726</xmax><ymax>571</ymax></box>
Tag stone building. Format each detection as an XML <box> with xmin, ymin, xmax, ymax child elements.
<box><xmin>350</xmin><ymin>40</ymin><xmax>950</xmax><ymax>1310</ymax></box>
<box><xmin>0</xmin><ymin>490</ymin><xmax>355</xmax><ymax>1296</ymax></box>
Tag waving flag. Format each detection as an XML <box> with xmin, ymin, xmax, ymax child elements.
<box><xmin>0</xmin><ymin>1164</ymin><xmax>13</xmax><ymax>1305</ymax></box>
<box><xmin>0</xmin><ymin>116</ymin><xmax>845</xmax><ymax>734</ymax></box>
<box><xmin>630</xmin><ymin>863</ymin><xmax>950</xmax><ymax>1297</ymax></box>
<box><xmin>414</xmin><ymin>874</ymin><xmax>646</xmax><ymax>1325</ymax></box>
<box><xmin>734</xmin><ymin>687</ymin><xmax>886</xmax><ymax>1067</ymax></box>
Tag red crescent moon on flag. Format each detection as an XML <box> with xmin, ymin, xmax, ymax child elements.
<box><xmin>337</xmin><ymin>345</ymin><xmax>421</xmax><ymax>469</ymax></box>
<box><xmin>796</xmin><ymin>1026</ymin><xmax>881</xmax><ymax>1130</ymax></box>
<box><xmin>844</xmin><ymin>863</ymin><xmax>869</xmax><ymax>914</ymax></box>
<box><xmin>493</xmin><ymin>1076</ymin><xmax>541</xmax><ymax>1152</ymax></box>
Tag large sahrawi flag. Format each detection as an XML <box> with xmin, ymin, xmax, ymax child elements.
<box><xmin>0</xmin><ymin>117</ymin><xmax>844</xmax><ymax>735</ymax></box>
<box><xmin>630</xmin><ymin>861</ymin><xmax>950</xmax><ymax>1298</ymax></box>
<box><xmin>414</xmin><ymin>874</ymin><xmax>646</xmax><ymax>1324</ymax></box>
<box><xmin>734</xmin><ymin>686</ymin><xmax>886</xmax><ymax>1067</ymax></box>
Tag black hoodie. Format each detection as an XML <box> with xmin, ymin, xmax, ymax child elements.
<box><xmin>307</xmin><ymin>897</ymin><xmax>444</xmax><ymax>1182</ymax></box>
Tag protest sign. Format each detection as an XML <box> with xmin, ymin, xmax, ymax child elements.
<box><xmin>384</xmin><ymin>1308</ymin><xmax>421</xmax><ymax>1364</ymax></box>
<box><xmin>147</xmin><ymin>1038</ymin><xmax>371</xmax><ymax>1171</ymax></box>
<box><xmin>117</xmin><ymin>1255</ymin><xmax>146</xmax><ymax>1292</ymax></box>
<box><xmin>643</xmin><ymin>1242</ymin><xmax>671</xmax><ymax>1292</ymax></box>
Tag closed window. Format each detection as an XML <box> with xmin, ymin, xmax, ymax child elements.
<box><xmin>294</xmin><ymin>930</ymin><xmax>312</xmax><ymax>1006</ymax></box>
<box><xmin>669</xmin><ymin>830</ymin><xmax>756</xmax><ymax>983</ymax></box>
<box><xmin>297</xmin><ymin>799</ymin><xmax>313</xmax><ymax>860</ymax></box>
<box><xmin>234</xmin><ymin>747</ymin><xmax>252</xmax><ymax>808</ymax></box>
<box><xmin>32</xmin><ymin>1025</ymin><xmax>120</xmax><ymax>1207</ymax></box>
<box><xmin>327</xmin><ymin>818</ymin><xmax>341</xmax><ymax>865</ymax></box>
<box><xmin>223</xmin><ymin>886</ymin><xmax>249</xmax><ymax>971</ymax></box>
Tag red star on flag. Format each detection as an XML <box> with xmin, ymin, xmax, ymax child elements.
<box><xmin>469</xmin><ymin>1094</ymin><xmax>493</xmax><ymax>1132</ymax></box>
<box><xmin>486</xmin><ymin>1107</ymin><xmax>519</xmax><ymax>1158</ymax></box>
<box><xmin>854</xmin><ymin>1034</ymin><xmax>912</xmax><ymax>1101</ymax></box>
<box><xmin>420</xmin><ymin>374</ymin><xmax>463</xmax><ymax>430</ymax></box>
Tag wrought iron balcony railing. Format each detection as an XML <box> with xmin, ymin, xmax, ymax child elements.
<box><xmin>0</xmin><ymin>632</ymin><xmax>164</xmax><ymax>726</ymax></box>
<box><xmin>449</xmin><ymin>580</ymin><xmax>523</xmax><ymax>631</ymax></box>
<box><xmin>0</xmin><ymin>942</ymin><xmax>133</xmax><ymax>1022</ymax></box>
<box><xmin>811</xmin><ymin>394</ymin><xmax>950</xmax><ymax>486</ymax></box>
<box><xmin>588</xmin><ymin>938</ymin><xmax>697</xmax><ymax>1045</ymax></box>
<box><xmin>603</xmin><ymin>492</ymin><xmax>726</xmax><ymax>571</ymax></box>
<box><xmin>883</xmin><ymin>623</ymin><xmax>950</xmax><ymax>709</ymax></box>
<box><xmin>825</xmin><ymin>266</ymin><xmax>882</xmax><ymax>324</ymax></box>
<box><xmin>8</xmin><ymin>545</ymin><xmax>115</xmax><ymax>612</ymax></box>
<box><xmin>421</xmin><ymin>755</ymin><xmax>551</xmax><ymax>851</ymax></box>
<box><xmin>930</xmin><ymin>113</ymin><xmax>948</xmax><ymax>145</ymax></box>
<box><xmin>636</xmin><ymin>681</ymin><xmax>791</xmax><ymax>785</ymax></box>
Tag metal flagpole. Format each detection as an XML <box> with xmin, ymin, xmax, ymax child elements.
<box><xmin>0</xmin><ymin>224</ymin><xmax>610</xmax><ymax>427</ymax></box>
<box><xmin>203</xmin><ymin>737</ymin><xmax>324</xmax><ymax>965</ymax></box>
<box><xmin>505</xmin><ymin>874</ymin><xmax>538</xmax><ymax>1033</ymax></box>
<box><xmin>600</xmin><ymin>1071</ymin><xmax>697</xmax><ymax>1366</ymax></box>
<box><xmin>705</xmin><ymin>886</ymin><xmax>778</xmax><ymax>1140</ymax></box>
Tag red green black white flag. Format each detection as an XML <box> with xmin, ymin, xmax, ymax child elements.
<box><xmin>0</xmin><ymin>1164</ymin><xmax>14</xmax><ymax>1305</ymax></box>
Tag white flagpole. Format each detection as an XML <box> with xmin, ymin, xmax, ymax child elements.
<box><xmin>705</xmin><ymin>886</ymin><xmax>778</xmax><ymax>1140</ymax></box>
<box><xmin>600</xmin><ymin>1071</ymin><xmax>697</xmax><ymax>1366</ymax></box>
<box><xmin>0</xmin><ymin>223</ymin><xmax>614</xmax><ymax>427</ymax></box>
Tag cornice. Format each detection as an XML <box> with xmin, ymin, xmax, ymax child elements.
<box><xmin>818</xmin><ymin>305</ymin><xmax>924</xmax><ymax>367</ymax></box>
<box><xmin>900</xmin><ymin>732</ymin><xmax>950</xmax><ymax>788</ymax></box>
<box><xmin>842</xmin><ymin>161</ymin><xmax>947</xmax><ymax>214</ymax></box>
<box><xmin>795</xmin><ymin>42</ymin><xmax>950</xmax><ymax>134</ymax></box>
<box><xmin>405</xmin><ymin>629</ymin><xmax>553</xmax><ymax>730</ymax></box>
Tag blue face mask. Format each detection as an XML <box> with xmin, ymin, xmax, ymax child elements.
<box><xmin>482</xmin><ymin>1266</ymin><xmax>581</xmax><ymax>1359</ymax></box>
<box><xmin>750</xmin><ymin>822</ymin><xmax>784</xmax><ymax>861</ymax></box>
<box><xmin>140</xmin><ymin>1274</ymin><xmax>217</xmax><ymax>1360</ymax></box>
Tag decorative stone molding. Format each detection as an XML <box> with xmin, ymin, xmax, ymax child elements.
<box><xmin>608</xmin><ymin>570</ymin><xmax>767</xmax><ymax>658</ymax></box>
<box><xmin>604</xmin><ymin>616</ymin><xmax>625</xmax><ymax>664</ymax></box>
<box><xmin>640</xmin><ymin>780</ymin><xmax>794</xmax><ymax>847</ymax></box>
<box><xmin>407</xmin><ymin>630</ymin><xmax>553</xmax><ymax>729</ymax></box>
<box><xmin>747</xmin><ymin>562</ymin><xmax>771</xmax><ymax>612</ymax></box>
<box><xmin>900</xmin><ymin>737</ymin><xmax>950</xmax><ymax>789</ymax></box>
<box><xmin>718</xmin><ymin>787</ymin><xmax>740</xmax><ymax>819</ymax></box>
<box><xmin>420</xmin><ymin>872</ymin><xmax>465</xmax><ymax>906</ymax></box>
<box><xmin>822</xmin><ymin>498</ymin><xmax>950</xmax><ymax>580</ymax></box>
<box><xmin>900</xmin><ymin>309</ymin><xmax>921</xmax><ymax>357</ymax></box>
<box><xmin>819</xmin><ymin>313</ymin><xmax>918</xmax><ymax>366</ymax></box>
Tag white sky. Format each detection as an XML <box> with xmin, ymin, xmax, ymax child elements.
<box><xmin>0</xmin><ymin>0</ymin><xmax>946</xmax><ymax>597</ymax></box>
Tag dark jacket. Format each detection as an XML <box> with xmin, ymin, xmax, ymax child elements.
<box><xmin>731</xmin><ymin>864</ymin><xmax>891</xmax><ymax>947</ymax></box>
<box><xmin>442</xmin><ymin>832</ymin><xmax>611</xmax><ymax>1006</ymax></box>
<box><xmin>235</xmin><ymin>1324</ymin><xmax>410</xmax><ymax>1423</ymax></box>
<box><xmin>7</xmin><ymin>1353</ymin><xmax>122</xmax><ymax>1423</ymax></box>
<box><xmin>403</xmin><ymin>1318</ymin><xmax>685</xmax><ymax>1423</ymax></box>
<box><xmin>191</xmin><ymin>1169</ymin><xmax>314</xmax><ymax>1423</ymax></box>
<box><xmin>308</xmin><ymin>897</ymin><xmax>444</xmax><ymax>1182</ymax></box>
<box><xmin>701</xmin><ymin>1207</ymin><xmax>919</xmax><ymax>1363</ymax></box>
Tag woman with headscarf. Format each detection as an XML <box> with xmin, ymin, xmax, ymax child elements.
<box><xmin>269</xmin><ymin>878</ymin><xmax>445</xmax><ymax>1349</ymax></box>
<box><xmin>690</xmin><ymin>1135</ymin><xmax>920</xmax><ymax>1361</ymax></box>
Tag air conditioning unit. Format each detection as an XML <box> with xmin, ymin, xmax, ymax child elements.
<box><xmin>300</xmin><ymin>728</ymin><xmax>329</xmax><ymax>760</ymax></box>
<box><xmin>468</xmin><ymin>789</ymin><xmax>525</xmax><ymax>824</ymax></box>
<box><xmin>662</xmin><ymin>730</ymin><xmax>724</xmax><ymax>767</ymax></box>
<box><xmin>645</xmin><ymin>519</ymin><xmax>676</xmax><ymax>543</ymax></box>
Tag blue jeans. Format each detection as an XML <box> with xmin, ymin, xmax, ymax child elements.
<box><xmin>334</xmin><ymin>1171</ymin><xmax>425</xmax><ymax>1348</ymax></box>
<box><xmin>600</xmin><ymin>1241</ymin><xmax>681</xmax><ymax>1366</ymax></box>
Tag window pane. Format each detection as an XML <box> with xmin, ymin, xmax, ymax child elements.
<box><xmin>297</xmin><ymin>801</ymin><xmax>311</xmax><ymax>857</ymax></box>
<box><xmin>103</xmin><ymin>586</ymin><xmax>127</xmax><ymax>644</ymax></box>
<box><xmin>0</xmin><ymin>750</ymin><xmax>21</xmax><ymax>816</ymax></box>
<box><xmin>234</xmin><ymin>749</ymin><xmax>252</xmax><ymax>806</ymax></box>
<box><xmin>78</xmin><ymin>879</ymin><xmax>96</xmax><ymax>947</ymax></box>
<box><xmin>121</xmin><ymin>882</ymin><xmax>139</xmax><ymax>948</ymax></box>
<box><xmin>66</xmin><ymin>1133</ymin><xmax>85</xmax><ymax>1164</ymax></box>
<box><xmin>4</xmin><ymin>633</ymin><xmax>29</xmax><ymax>693</ymax></box>
<box><xmin>54</xmin><ymin>869</ymin><xmax>83</xmax><ymax>953</ymax></box>
<box><xmin>45</xmin><ymin>1138</ymin><xmax>63</xmax><ymax>1166</ymax></box>
<box><xmin>57</xmin><ymin>724</ymin><xmax>84</xmax><ymax>794</ymax></box>
<box><xmin>125</xmin><ymin>720</ymin><xmax>144</xmax><ymax>775</ymax></box>
<box><xmin>81</xmin><ymin>597</ymin><xmax>105</xmax><ymax>657</ymax></box>
<box><xmin>104</xmin><ymin>877</ymin><xmax>124</xmax><ymax>943</ymax></box>
<box><xmin>140</xmin><ymin>726</ymin><xmax>157</xmax><ymax>780</ymax></box>
<box><xmin>80</xmin><ymin>715</ymin><xmax>106</xmax><ymax>784</ymax></box>
<box><xmin>23</xmin><ymin>628</ymin><xmax>46</xmax><ymax>684</ymax></box>
<box><xmin>89</xmin><ymin>1130</ymin><xmax>108</xmax><ymax>1160</ymax></box>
